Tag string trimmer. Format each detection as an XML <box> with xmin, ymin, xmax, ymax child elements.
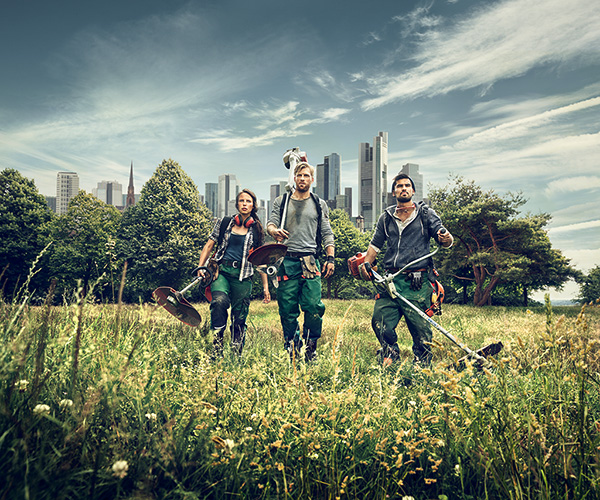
<box><xmin>152</xmin><ymin>265</ymin><xmax>215</xmax><ymax>327</ymax></box>
<box><xmin>355</xmin><ymin>243</ymin><xmax>503</xmax><ymax>370</ymax></box>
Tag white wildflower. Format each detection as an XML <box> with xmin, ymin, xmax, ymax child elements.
<box><xmin>145</xmin><ymin>412</ymin><xmax>157</xmax><ymax>421</ymax></box>
<box><xmin>454</xmin><ymin>463</ymin><xmax>461</xmax><ymax>476</ymax></box>
<box><xmin>245</xmin><ymin>427</ymin><xmax>253</xmax><ymax>432</ymax></box>
<box><xmin>33</xmin><ymin>404</ymin><xmax>50</xmax><ymax>415</ymax></box>
<box><xmin>59</xmin><ymin>399</ymin><xmax>73</xmax><ymax>409</ymax></box>
<box><xmin>15</xmin><ymin>380</ymin><xmax>29</xmax><ymax>392</ymax></box>
<box><xmin>224</xmin><ymin>439</ymin><xmax>236</xmax><ymax>453</ymax></box>
<box><xmin>112</xmin><ymin>460</ymin><xmax>129</xmax><ymax>479</ymax></box>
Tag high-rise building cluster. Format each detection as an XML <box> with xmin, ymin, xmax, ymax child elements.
<box><xmin>46</xmin><ymin>137</ymin><xmax>426</xmax><ymax>232</ymax></box>
<box><xmin>49</xmin><ymin>162</ymin><xmax>138</xmax><ymax>214</ymax></box>
<box><xmin>357</xmin><ymin>131</ymin><xmax>426</xmax><ymax>230</ymax></box>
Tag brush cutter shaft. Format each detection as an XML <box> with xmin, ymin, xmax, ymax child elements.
<box><xmin>371</xmin><ymin>267</ymin><xmax>487</xmax><ymax>365</ymax></box>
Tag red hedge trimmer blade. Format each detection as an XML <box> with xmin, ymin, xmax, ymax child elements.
<box><xmin>153</xmin><ymin>287</ymin><xmax>202</xmax><ymax>327</ymax></box>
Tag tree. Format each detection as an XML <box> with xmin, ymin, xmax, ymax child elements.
<box><xmin>0</xmin><ymin>169</ymin><xmax>53</xmax><ymax>300</ymax></box>
<box><xmin>46</xmin><ymin>191</ymin><xmax>122</xmax><ymax>300</ymax></box>
<box><xmin>429</xmin><ymin>176</ymin><xmax>575</xmax><ymax>306</ymax></box>
<box><xmin>116</xmin><ymin>159</ymin><xmax>213</xmax><ymax>302</ymax></box>
<box><xmin>326</xmin><ymin>209</ymin><xmax>373</xmax><ymax>299</ymax></box>
<box><xmin>577</xmin><ymin>266</ymin><xmax>600</xmax><ymax>304</ymax></box>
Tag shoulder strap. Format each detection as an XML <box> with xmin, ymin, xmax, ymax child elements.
<box><xmin>278</xmin><ymin>193</ymin><xmax>288</xmax><ymax>219</ymax></box>
<box><xmin>310</xmin><ymin>193</ymin><xmax>323</xmax><ymax>255</ymax></box>
<box><xmin>218</xmin><ymin>216</ymin><xmax>232</xmax><ymax>245</ymax></box>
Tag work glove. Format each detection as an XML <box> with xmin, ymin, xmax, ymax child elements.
<box><xmin>358</xmin><ymin>262</ymin><xmax>374</xmax><ymax>281</ymax></box>
<box><xmin>407</xmin><ymin>271</ymin><xmax>423</xmax><ymax>290</ymax></box>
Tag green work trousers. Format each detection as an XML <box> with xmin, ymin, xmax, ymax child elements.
<box><xmin>277</xmin><ymin>257</ymin><xmax>325</xmax><ymax>344</ymax></box>
<box><xmin>372</xmin><ymin>272</ymin><xmax>433</xmax><ymax>363</ymax></box>
<box><xmin>209</xmin><ymin>265</ymin><xmax>252</xmax><ymax>330</ymax></box>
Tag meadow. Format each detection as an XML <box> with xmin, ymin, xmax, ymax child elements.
<box><xmin>1</xmin><ymin>291</ymin><xmax>599</xmax><ymax>500</ymax></box>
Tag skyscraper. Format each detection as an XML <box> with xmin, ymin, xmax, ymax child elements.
<box><xmin>400</xmin><ymin>163</ymin><xmax>424</xmax><ymax>202</ymax></box>
<box><xmin>358</xmin><ymin>132</ymin><xmax>388</xmax><ymax>230</ymax></box>
<box><xmin>205</xmin><ymin>182</ymin><xmax>218</xmax><ymax>217</ymax></box>
<box><xmin>218</xmin><ymin>174</ymin><xmax>239</xmax><ymax>218</ymax></box>
<box><xmin>56</xmin><ymin>171</ymin><xmax>79</xmax><ymax>215</ymax></box>
<box><xmin>93</xmin><ymin>180</ymin><xmax>123</xmax><ymax>207</ymax></box>
<box><xmin>315</xmin><ymin>153</ymin><xmax>341</xmax><ymax>202</ymax></box>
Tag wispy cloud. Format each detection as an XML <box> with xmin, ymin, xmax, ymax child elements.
<box><xmin>192</xmin><ymin>102</ymin><xmax>351</xmax><ymax>152</ymax></box>
<box><xmin>545</xmin><ymin>176</ymin><xmax>600</xmax><ymax>196</ymax></box>
<box><xmin>361</xmin><ymin>0</ymin><xmax>600</xmax><ymax>109</ymax></box>
<box><xmin>548</xmin><ymin>220</ymin><xmax>600</xmax><ymax>234</ymax></box>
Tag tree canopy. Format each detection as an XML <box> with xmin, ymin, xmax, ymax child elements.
<box><xmin>0</xmin><ymin>168</ymin><xmax>53</xmax><ymax>300</ymax></box>
<box><xmin>429</xmin><ymin>176</ymin><xmax>576</xmax><ymax>306</ymax></box>
<box><xmin>45</xmin><ymin>191</ymin><xmax>122</xmax><ymax>301</ymax></box>
<box><xmin>326</xmin><ymin>209</ymin><xmax>373</xmax><ymax>299</ymax></box>
<box><xmin>577</xmin><ymin>265</ymin><xmax>600</xmax><ymax>304</ymax></box>
<box><xmin>116</xmin><ymin>159</ymin><xmax>213</xmax><ymax>302</ymax></box>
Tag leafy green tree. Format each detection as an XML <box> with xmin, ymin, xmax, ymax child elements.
<box><xmin>0</xmin><ymin>169</ymin><xmax>53</xmax><ymax>299</ymax></box>
<box><xmin>116</xmin><ymin>159</ymin><xmax>213</xmax><ymax>302</ymax></box>
<box><xmin>429</xmin><ymin>176</ymin><xmax>575</xmax><ymax>306</ymax></box>
<box><xmin>326</xmin><ymin>209</ymin><xmax>373</xmax><ymax>299</ymax></box>
<box><xmin>577</xmin><ymin>265</ymin><xmax>600</xmax><ymax>304</ymax></box>
<box><xmin>46</xmin><ymin>191</ymin><xmax>122</xmax><ymax>300</ymax></box>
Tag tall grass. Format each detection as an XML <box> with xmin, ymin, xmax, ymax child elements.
<box><xmin>1</xmin><ymin>283</ymin><xmax>599</xmax><ymax>499</ymax></box>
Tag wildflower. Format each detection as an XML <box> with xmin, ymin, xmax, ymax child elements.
<box><xmin>15</xmin><ymin>380</ymin><xmax>29</xmax><ymax>392</ymax></box>
<box><xmin>409</xmin><ymin>400</ymin><xmax>417</xmax><ymax>407</ymax></box>
<box><xmin>454</xmin><ymin>463</ymin><xmax>461</xmax><ymax>476</ymax></box>
<box><xmin>33</xmin><ymin>404</ymin><xmax>50</xmax><ymax>415</ymax></box>
<box><xmin>223</xmin><ymin>439</ymin><xmax>235</xmax><ymax>453</ymax></box>
<box><xmin>402</xmin><ymin>496</ymin><xmax>415</xmax><ymax>500</ymax></box>
<box><xmin>145</xmin><ymin>412</ymin><xmax>157</xmax><ymax>421</ymax></box>
<box><xmin>245</xmin><ymin>427</ymin><xmax>253</xmax><ymax>432</ymax></box>
<box><xmin>59</xmin><ymin>399</ymin><xmax>73</xmax><ymax>409</ymax></box>
<box><xmin>112</xmin><ymin>460</ymin><xmax>129</xmax><ymax>479</ymax></box>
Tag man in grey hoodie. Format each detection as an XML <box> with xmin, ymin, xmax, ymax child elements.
<box><xmin>359</xmin><ymin>173</ymin><xmax>453</xmax><ymax>366</ymax></box>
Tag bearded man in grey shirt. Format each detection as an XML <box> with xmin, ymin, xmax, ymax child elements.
<box><xmin>267</xmin><ymin>162</ymin><xmax>335</xmax><ymax>361</ymax></box>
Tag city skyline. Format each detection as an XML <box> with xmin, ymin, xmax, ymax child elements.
<box><xmin>1</xmin><ymin>0</ymin><xmax>599</xmax><ymax>301</ymax></box>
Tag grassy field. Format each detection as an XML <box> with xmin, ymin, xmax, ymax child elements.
<box><xmin>1</xmin><ymin>294</ymin><xmax>599</xmax><ymax>499</ymax></box>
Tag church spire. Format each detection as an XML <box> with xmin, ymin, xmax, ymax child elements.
<box><xmin>126</xmin><ymin>161</ymin><xmax>136</xmax><ymax>208</ymax></box>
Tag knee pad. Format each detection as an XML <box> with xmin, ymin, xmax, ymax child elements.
<box><xmin>210</xmin><ymin>291</ymin><xmax>230</xmax><ymax>326</ymax></box>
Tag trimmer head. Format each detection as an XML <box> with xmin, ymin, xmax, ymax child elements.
<box><xmin>248</xmin><ymin>243</ymin><xmax>287</xmax><ymax>267</ymax></box>
<box><xmin>153</xmin><ymin>286</ymin><xmax>202</xmax><ymax>327</ymax></box>
<box><xmin>453</xmin><ymin>341</ymin><xmax>504</xmax><ymax>371</ymax></box>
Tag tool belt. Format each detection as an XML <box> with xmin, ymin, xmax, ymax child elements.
<box><xmin>287</xmin><ymin>251</ymin><xmax>315</xmax><ymax>259</ymax></box>
<box><xmin>220</xmin><ymin>259</ymin><xmax>241</xmax><ymax>268</ymax></box>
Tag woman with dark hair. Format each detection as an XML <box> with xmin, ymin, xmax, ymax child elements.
<box><xmin>197</xmin><ymin>189</ymin><xmax>270</xmax><ymax>358</ymax></box>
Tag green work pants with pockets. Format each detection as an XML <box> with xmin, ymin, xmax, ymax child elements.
<box><xmin>277</xmin><ymin>257</ymin><xmax>325</xmax><ymax>344</ymax></box>
<box><xmin>372</xmin><ymin>271</ymin><xmax>433</xmax><ymax>363</ymax></box>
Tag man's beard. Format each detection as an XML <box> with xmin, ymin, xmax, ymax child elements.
<box><xmin>396</xmin><ymin>191</ymin><xmax>412</xmax><ymax>203</ymax></box>
<box><xmin>295</xmin><ymin>183</ymin><xmax>310</xmax><ymax>193</ymax></box>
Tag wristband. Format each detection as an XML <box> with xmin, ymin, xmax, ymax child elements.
<box><xmin>326</xmin><ymin>255</ymin><xmax>335</xmax><ymax>264</ymax></box>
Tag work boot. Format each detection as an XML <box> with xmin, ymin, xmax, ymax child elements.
<box><xmin>211</xmin><ymin>327</ymin><xmax>226</xmax><ymax>361</ymax></box>
<box><xmin>231</xmin><ymin>321</ymin><xmax>246</xmax><ymax>357</ymax></box>
<box><xmin>305</xmin><ymin>339</ymin><xmax>318</xmax><ymax>362</ymax></box>
<box><xmin>381</xmin><ymin>343</ymin><xmax>400</xmax><ymax>367</ymax></box>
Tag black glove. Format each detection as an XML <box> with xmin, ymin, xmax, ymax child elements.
<box><xmin>407</xmin><ymin>271</ymin><xmax>423</xmax><ymax>290</ymax></box>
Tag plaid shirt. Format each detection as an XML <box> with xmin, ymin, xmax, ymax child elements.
<box><xmin>209</xmin><ymin>217</ymin><xmax>255</xmax><ymax>281</ymax></box>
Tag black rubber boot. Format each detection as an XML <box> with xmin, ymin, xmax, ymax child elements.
<box><xmin>231</xmin><ymin>320</ymin><xmax>246</xmax><ymax>357</ymax></box>
<box><xmin>211</xmin><ymin>326</ymin><xmax>226</xmax><ymax>360</ymax></box>
<box><xmin>305</xmin><ymin>339</ymin><xmax>318</xmax><ymax>362</ymax></box>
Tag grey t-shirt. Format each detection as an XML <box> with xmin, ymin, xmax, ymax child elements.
<box><xmin>269</xmin><ymin>195</ymin><xmax>334</xmax><ymax>254</ymax></box>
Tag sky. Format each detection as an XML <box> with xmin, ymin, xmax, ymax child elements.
<box><xmin>1</xmin><ymin>0</ymin><xmax>599</xmax><ymax>301</ymax></box>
